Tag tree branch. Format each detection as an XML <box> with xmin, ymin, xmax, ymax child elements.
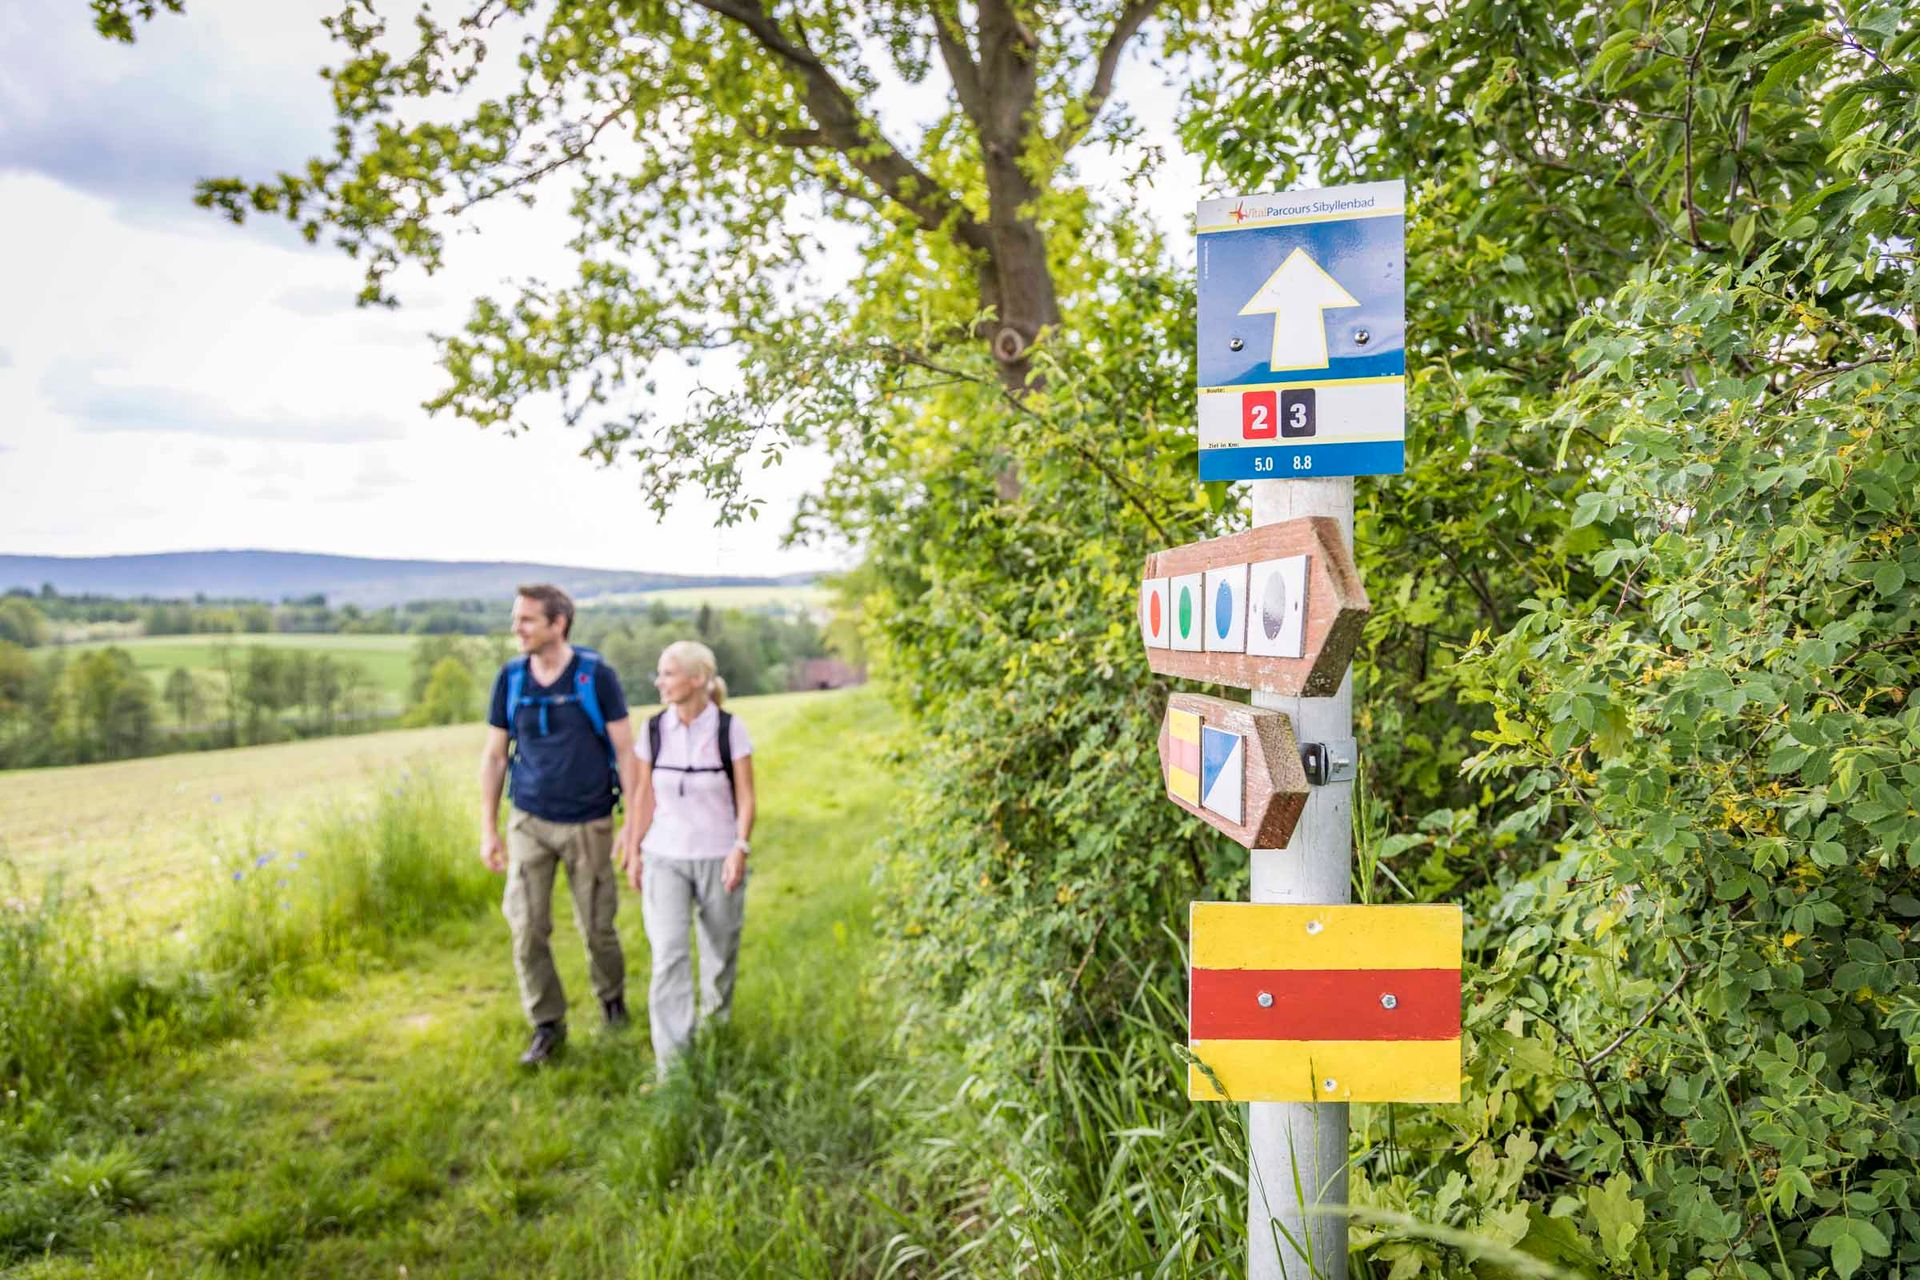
<box><xmin>929</xmin><ymin>0</ymin><xmax>986</xmax><ymax>123</ymax></box>
<box><xmin>1053</xmin><ymin>0</ymin><xmax>1160</xmax><ymax>154</ymax></box>
<box><xmin>1582</xmin><ymin>961</ymin><xmax>1700</xmax><ymax>1071</ymax></box>
<box><xmin>690</xmin><ymin>0</ymin><xmax>991</xmax><ymax>251</ymax></box>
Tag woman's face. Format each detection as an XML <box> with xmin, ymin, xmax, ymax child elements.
<box><xmin>654</xmin><ymin>655</ymin><xmax>701</xmax><ymax>706</ymax></box>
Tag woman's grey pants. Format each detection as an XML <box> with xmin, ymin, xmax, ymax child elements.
<box><xmin>641</xmin><ymin>856</ymin><xmax>747</xmax><ymax>1071</ymax></box>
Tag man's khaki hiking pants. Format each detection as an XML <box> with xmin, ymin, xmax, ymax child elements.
<box><xmin>503</xmin><ymin>811</ymin><xmax>625</xmax><ymax>1028</ymax></box>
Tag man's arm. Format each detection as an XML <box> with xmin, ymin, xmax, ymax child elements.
<box><xmin>479</xmin><ymin>725</ymin><xmax>510</xmax><ymax>873</ymax></box>
<box><xmin>607</xmin><ymin>715</ymin><xmax>638</xmax><ymax>867</ymax></box>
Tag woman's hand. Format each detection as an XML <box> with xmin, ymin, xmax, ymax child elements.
<box><xmin>623</xmin><ymin>843</ymin><xmax>644</xmax><ymax>892</ymax></box>
<box><xmin>722</xmin><ymin>847</ymin><xmax>748</xmax><ymax>894</ymax></box>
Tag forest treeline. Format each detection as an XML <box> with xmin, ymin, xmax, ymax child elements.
<box><xmin>0</xmin><ymin>598</ymin><xmax>840</xmax><ymax>770</ymax></box>
<box><xmin>10</xmin><ymin>586</ymin><xmax>541</xmax><ymax>641</ymax></box>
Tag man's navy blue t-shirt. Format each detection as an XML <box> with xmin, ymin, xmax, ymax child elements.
<box><xmin>488</xmin><ymin>651</ymin><xmax>630</xmax><ymax>823</ymax></box>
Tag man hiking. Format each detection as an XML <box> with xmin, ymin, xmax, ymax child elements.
<box><xmin>480</xmin><ymin>584</ymin><xmax>637</xmax><ymax>1066</ymax></box>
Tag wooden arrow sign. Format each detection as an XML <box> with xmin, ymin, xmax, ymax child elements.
<box><xmin>1138</xmin><ymin>517</ymin><xmax>1367</xmax><ymax>696</ymax></box>
<box><xmin>1187</xmin><ymin>903</ymin><xmax>1463</xmax><ymax>1104</ymax></box>
<box><xmin>1157</xmin><ymin>693</ymin><xmax>1309</xmax><ymax>849</ymax></box>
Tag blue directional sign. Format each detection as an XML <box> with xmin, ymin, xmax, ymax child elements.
<box><xmin>1196</xmin><ymin>181</ymin><xmax>1405</xmax><ymax>481</ymax></box>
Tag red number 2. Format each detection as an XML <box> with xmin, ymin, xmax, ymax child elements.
<box><xmin>1242</xmin><ymin>390</ymin><xmax>1277</xmax><ymax>439</ymax></box>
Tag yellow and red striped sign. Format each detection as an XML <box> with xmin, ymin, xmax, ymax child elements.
<box><xmin>1167</xmin><ymin>708</ymin><xmax>1201</xmax><ymax>804</ymax></box>
<box><xmin>1188</xmin><ymin>903</ymin><xmax>1462</xmax><ymax>1103</ymax></box>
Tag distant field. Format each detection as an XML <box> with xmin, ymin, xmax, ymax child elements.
<box><xmin>0</xmin><ymin>689</ymin><xmax>824</xmax><ymax>935</ymax></box>
<box><xmin>586</xmin><ymin>583</ymin><xmax>828</xmax><ymax>612</ymax></box>
<box><xmin>58</xmin><ymin>633</ymin><xmax>426</xmax><ymax>715</ymax></box>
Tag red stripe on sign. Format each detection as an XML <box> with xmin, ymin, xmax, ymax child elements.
<box><xmin>1172</xmin><ymin>736</ymin><xmax>1200</xmax><ymax>775</ymax></box>
<box><xmin>1190</xmin><ymin>968</ymin><xmax>1460</xmax><ymax>1041</ymax></box>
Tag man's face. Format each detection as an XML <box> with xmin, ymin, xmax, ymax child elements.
<box><xmin>510</xmin><ymin>596</ymin><xmax>561</xmax><ymax>653</ymax></box>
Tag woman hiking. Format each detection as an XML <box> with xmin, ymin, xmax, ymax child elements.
<box><xmin>621</xmin><ymin>639</ymin><xmax>757</xmax><ymax>1075</ymax></box>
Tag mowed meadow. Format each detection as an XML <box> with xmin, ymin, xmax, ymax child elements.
<box><xmin>63</xmin><ymin>633</ymin><xmax>420</xmax><ymax>720</ymax></box>
<box><xmin>0</xmin><ymin>687</ymin><xmax>948</xmax><ymax>1277</ymax></box>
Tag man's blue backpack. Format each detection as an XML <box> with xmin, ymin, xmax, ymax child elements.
<box><xmin>503</xmin><ymin>647</ymin><xmax>620</xmax><ymax>796</ymax></box>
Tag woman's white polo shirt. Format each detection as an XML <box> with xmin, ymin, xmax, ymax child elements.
<box><xmin>637</xmin><ymin>702</ymin><xmax>752</xmax><ymax>860</ymax></box>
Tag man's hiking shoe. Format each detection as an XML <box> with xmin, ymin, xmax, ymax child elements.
<box><xmin>519</xmin><ymin>1021</ymin><xmax>566</xmax><ymax>1066</ymax></box>
<box><xmin>601</xmin><ymin>996</ymin><xmax>629</xmax><ymax>1030</ymax></box>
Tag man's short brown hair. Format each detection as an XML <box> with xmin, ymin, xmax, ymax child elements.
<box><xmin>516</xmin><ymin>583</ymin><xmax>575</xmax><ymax>637</ymax></box>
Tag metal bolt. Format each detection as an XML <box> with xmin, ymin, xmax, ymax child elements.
<box><xmin>1305</xmin><ymin>920</ymin><xmax>1324</xmax><ymax>936</ymax></box>
<box><xmin>1229</xmin><ymin>336</ymin><xmax>1245</xmax><ymax>352</ymax></box>
<box><xmin>1380</xmin><ymin>993</ymin><xmax>1398</xmax><ymax>1010</ymax></box>
<box><xmin>1257</xmin><ymin>991</ymin><xmax>1274</xmax><ymax>1008</ymax></box>
<box><xmin>1352</xmin><ymin>327</ymin><xmax>1371</xmax><ymax>346</ymax></box>
<box><xmin>1322</xmin><ymin>1078</ymin><xmax>1338</xmax><ymax>1092</ymax></box>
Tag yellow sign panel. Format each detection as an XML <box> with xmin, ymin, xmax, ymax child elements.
<box><xmin>1188</xmin><ymin>903</ymin><xmax>1463</xmax><ymax>1104</ymax></box>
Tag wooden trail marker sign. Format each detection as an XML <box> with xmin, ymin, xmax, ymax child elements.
<box><xmin>1157</xmin><ymin>693</ymin><xmax>1309</xmax><ymax>850</ymax></box>
<box><xmin>1139</xmin><ymin>517</ymin><xmax>1367</xmax><ymax>697</ymax></box>
<box><xmin>1187</xmin><ymin>902</ymin><xmax>1462</xmax><ymax>1104</ymax></box>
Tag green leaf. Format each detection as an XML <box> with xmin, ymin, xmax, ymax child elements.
<box><xmin>1832</xmin><ymin>1229</ymin><xmax>1863</xmax><ymax>1279</ymax></box>
<box><xmin>1587</xmin><ymin>1174</ymin><xmax>1645</xmax><ymax>1262</ymax></box>
<box><xmin>1852</xmin><ymin>1219</ymin><xmax>1891</xmax><ymax>1258</ymax></box>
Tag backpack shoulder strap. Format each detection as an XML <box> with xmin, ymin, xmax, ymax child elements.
<box><xmin>716</xmin><ymin>710</ymin><xmax>737</xmax><ymax>814</ymax></box>
<box><xmin>571</xmin><ymin>651</ymin><xmax>620</xmax><ymax>790</ymax></box>
<box><xmin>647</xmin><ymin>710</ymin><xmax>665</xmax><ymax>768</ymax></box>
<box><xmin>502</xmin><ymin>657</ymin><xmax>530</xmax><ymax>740</ymax></box>
<box><xmin>572</xmin><ymin>650</ymin><xmax>609</xmax><ymax>742</ymax></box>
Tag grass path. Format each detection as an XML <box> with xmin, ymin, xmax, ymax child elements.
<box><xmin>11</xmin><ymin>688</ymin><xmax>910</xmax><ymax>1278</ymax></box>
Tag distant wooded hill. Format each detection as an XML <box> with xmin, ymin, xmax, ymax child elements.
<box><xmin>0</xmin><ymin>551</ymin><xmax>812</xmax><ymax>608</ymax></box>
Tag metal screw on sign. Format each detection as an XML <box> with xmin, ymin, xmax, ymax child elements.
<box><xmin>1305</xmin><ymin>920</ymin><xmax>1324</xmax><ymax>935</ymax></box>
<box><xmin>1257</xmin><ymin>991</ymin><xmax>1274</xmax><ymax>1008</ymax></box>
<box><xmin>1322</xmin><ymin>1078</ymin><xmax>1337</xmax><ymax>1093</ymax></box>
<box><xmin>1380</xmin><ymin>993</ymin><xmax>1398</xmax><ymax>1010</ymax></box>
<box><xmin>1229</xmin><ymin>336</ymin><xmax>1245</xmax><ymax>352</ymax></box>
<box><xmin>1352</xmin><ymin>327</ymin><xmax>1371</xmax><ymax>346</ymax></box>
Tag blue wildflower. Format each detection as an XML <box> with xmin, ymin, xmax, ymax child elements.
<box><xmin>254</xmin><ymin>853</ymin><xmax>272</xmax><ymax>868</ymax></box>
<box><xmin>231</xmin><ymin>871</ymin><xmax>243</xmax><ymax>881</ymax></box>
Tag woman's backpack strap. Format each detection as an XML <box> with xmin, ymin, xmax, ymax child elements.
<box><xmin>717</xmin><ymin>710</ymin><xmax>736</xmax><ymax>809</ymax></box>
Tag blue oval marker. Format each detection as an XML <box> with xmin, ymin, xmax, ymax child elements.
<box><xmin>1215</xmin><ymin>580</ymin><xmax>1233</xmax><ymax>639</ymax></box>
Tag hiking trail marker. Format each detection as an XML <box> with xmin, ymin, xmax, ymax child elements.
<box><xmin>1196</xmin><ymin>179</ymin><xmax>1405</xmax><ymax>481</ymax></box>
<box><xmin>1187</xmin><ymin>902</ymin><xmax>1462</xmax><ymax>1104</ymax></box>
<box><xmin>1139</xmin><ymin>517</ymin><xmax>1368</xmax><ymax>696</ymax></box>
<box><xmin>1157</xmin><ymin>693</ymin><xmax>1309</xmax><ymax>849</ymax></box>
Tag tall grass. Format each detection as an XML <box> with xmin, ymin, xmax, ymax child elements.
<box><xmin>193</xmin><ymin>765</ymin><xmax>492</xmax><ymax>981</ymax></box>
<box><xmin>1</xmin><ymin>769</ymin><xmax>481</xmax><ymax>1106</ymax></box>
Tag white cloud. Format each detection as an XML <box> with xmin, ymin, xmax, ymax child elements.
<box><xmin>0</xmin><ymin>0</ymin><xmax>1195</xmax><ymax>581</ymax></box>
<box><xmin>43</xmin><ymin>362</ymin><xmax>406</xmax><ymax>443</ymax></box>
<box><xmin>0</xmin><ymin>4</ymin><xmax>337</xmax><ymax>233</ymax></box>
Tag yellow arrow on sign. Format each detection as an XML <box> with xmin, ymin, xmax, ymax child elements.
<box><xmin>1238</xmin><ymin>247</ymin><xmax>1361</xmax><ymax>372</ymax></box>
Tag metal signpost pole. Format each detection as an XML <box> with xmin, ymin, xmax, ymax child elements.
<box><xmin>1246</xmin><ymin>475</ymin><xmax>1354</xmax><ymax>1280</ymax></box>
<box><xmin>1179</xmin><ymin>178</ymin><xmax>1405</xmax><ymax>1280</ymax></box>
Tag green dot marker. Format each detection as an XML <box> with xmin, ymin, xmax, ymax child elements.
<box><xmin>1178</xmin><ymin>586</ymin><xmax>1193</xmax><ymax>637</ymax></box>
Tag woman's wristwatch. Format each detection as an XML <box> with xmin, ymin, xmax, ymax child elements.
<box><xmin>732</xmin><ymin>838</ymin><xmax>751</xmax><ymax>855</ymax></box>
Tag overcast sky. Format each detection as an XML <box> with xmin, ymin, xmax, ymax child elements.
<box><xmin>0</xmin><ymin>2</ymin><xmax>1201</xmax><ymax>576</ymax></box>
